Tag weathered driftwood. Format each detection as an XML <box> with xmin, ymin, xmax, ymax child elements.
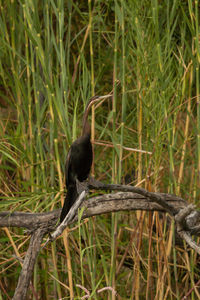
<box><xmin>1</xmin><ymin>180</ymin><xmax>200</xmax><ymax>300</ymax></box>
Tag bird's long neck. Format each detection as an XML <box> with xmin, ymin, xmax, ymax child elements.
<box><xmin>82</xmin><ymin>102</ymin><xmax>92</xmax><ymax>137</ymax></box>
<box><xmin>82</xmin><ymin>119</ymin><xmax>91</xmax><ymax>138</ymax></box>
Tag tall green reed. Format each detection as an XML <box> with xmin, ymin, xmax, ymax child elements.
<box><xmin>1</xmin><ymin>0</ymin><xmax>200</xmax><ymax>299</ymax></box>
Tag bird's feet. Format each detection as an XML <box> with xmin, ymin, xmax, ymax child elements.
<box><xmin>76</xmin><ymin>179</ymin><xmax>89</xmax><ymax>194</ymax></box>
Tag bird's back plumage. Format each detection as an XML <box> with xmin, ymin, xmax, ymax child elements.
<box><xmin>60</xmin><ymin>134</ymin><xmax>93</xmax><ymax>222</ymax></box>
<box><xmin>60</xmin><ymin>184</ymin><xmax>78</xmax><ymax>222</ymax></box>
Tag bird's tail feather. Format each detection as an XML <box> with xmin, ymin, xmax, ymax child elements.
<box><xmin>60</xmin><ymin>185</ymin><xmax>78</xmax><ymax>223</ymax></box>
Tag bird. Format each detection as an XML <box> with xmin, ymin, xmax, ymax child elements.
<box><xmin>60</xmin><ymin>94</ymin><xmax>112</xmax><ymax>223</ymax></box>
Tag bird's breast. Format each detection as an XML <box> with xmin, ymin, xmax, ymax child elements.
<box><xmin>70</xmin><ymin>139</ymin><xmax>93</xmax><ymax>181</ymax></box>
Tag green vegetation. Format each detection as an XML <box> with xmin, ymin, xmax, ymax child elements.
<box><xmin>0</xmin><ymin>0</ymin><xmax>200</xmax><ymax>299</ymax></box>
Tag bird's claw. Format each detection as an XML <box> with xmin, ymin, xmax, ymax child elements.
<box><xmin>76</xmin><ymin>179</ymin><xmax>89</xmax><ymax>194</ymax></box>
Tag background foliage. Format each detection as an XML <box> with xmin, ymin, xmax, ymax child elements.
<box><xmin>0</xmin><ymin>0</ymin><xmax>200</xmax><ymax>299</ymax></box>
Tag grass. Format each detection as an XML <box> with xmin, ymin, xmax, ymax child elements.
<box><xmin>0</xmin><ymin>0</ymin><xmax>200</xmax><ymax>299</ymax></box>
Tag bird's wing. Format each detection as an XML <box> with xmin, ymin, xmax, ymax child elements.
<box><xmin>65</xmin><ymin>147</ymin><xmax>72</xmax><ymax>187</ymax></box>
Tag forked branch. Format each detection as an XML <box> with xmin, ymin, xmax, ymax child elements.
<box><xmin>1</xmin><ymin>181</ymin><xmax>200</xmax><ymax>300</ymax></box>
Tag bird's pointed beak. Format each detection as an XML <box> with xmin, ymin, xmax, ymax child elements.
<box><xmin>93</xmin><ymin>94</ymin><xmax>113</xmax><ymax>109</ymax></box>
<box><xmin>98</xmin><ymin>94</ymin><xmax>113</xmax><ymax>100</ymax></box>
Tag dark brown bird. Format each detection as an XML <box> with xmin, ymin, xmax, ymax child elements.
<box><xmin>60</xmin><ymin>94</ymin><xmax>112</xmax><ymax>222</ymax></box>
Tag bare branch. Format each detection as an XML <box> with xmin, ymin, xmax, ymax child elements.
<box><xmin>88</xmin><ymin>178</ymin><xmax>181</xmax><ymax>215</ymax></box>
<box><xmin>175</xmin><ymin>205</ymin><xmax>200</xmax><ymax>254</ymax></box>
<box><xmin>0</xmin><ymin>191</ymin><xmax>186</xmax><ymax>230</ymax></box>
<box><xmin>42</xmin><ymin>191</ymin><xmax>86</xmax><ymax>247</ymax></box>
<box><xmin>1</xmin><ymin>181</ymin><xmax>200</xmax><ymax>300</ymax></box>
<box><xmin>0</xmin><ymin>210</ymin><xmax>60</xmax><ymax>231</ymax></box>
<box><xmin>12</xmin><ymin>228</ymin><xmax>45</xmax><ymax>300</ymax></box>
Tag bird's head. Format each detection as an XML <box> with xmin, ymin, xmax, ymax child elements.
<box><xmin>82</xmin><ymin>94</ymin><xmax>113</xmax><ymax>136</ymax></box>
<box><xmin>86</xmin><ymin>94</ymin><xmax>113</xmax><ymax>112</ymax></box>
